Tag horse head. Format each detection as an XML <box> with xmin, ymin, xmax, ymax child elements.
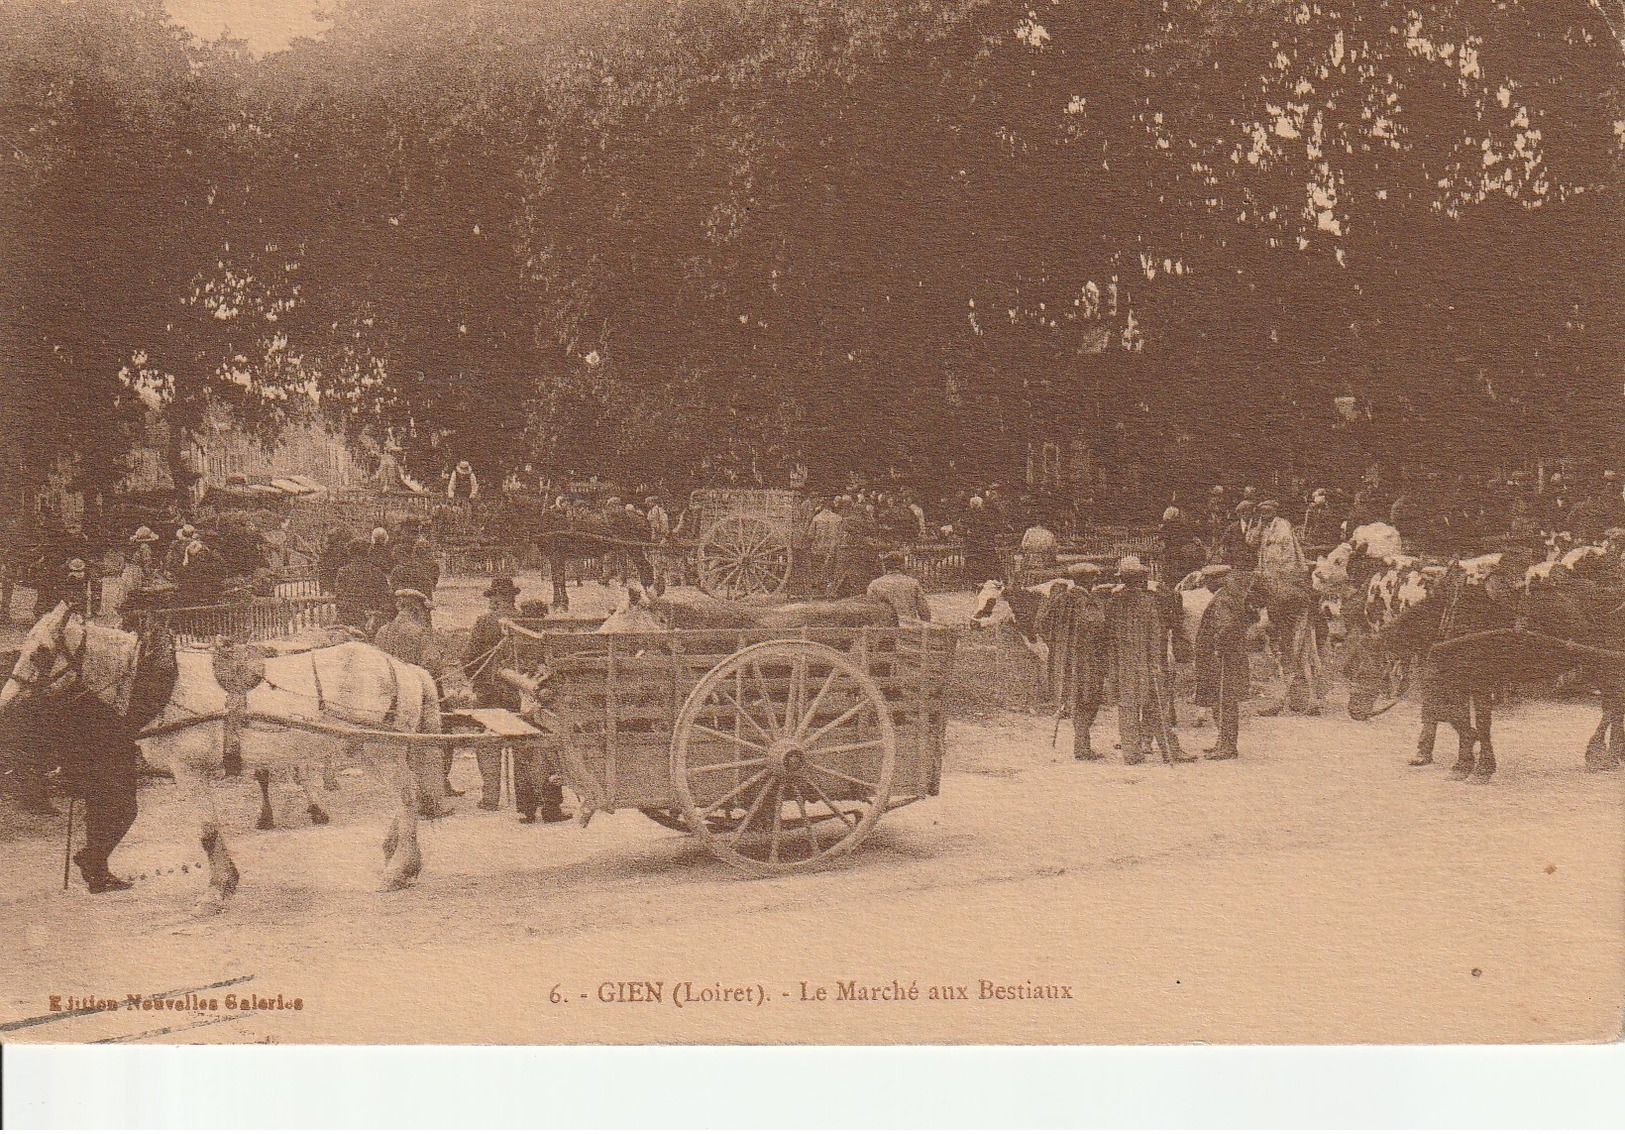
<box><xmin>0</xmin><ymin>602</ymin><xmax>77</xmax><ymax>713</ymax></box>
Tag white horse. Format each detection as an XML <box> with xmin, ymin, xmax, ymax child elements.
<box><xmin>0</xmin><ymin>604</ymin><xmax>444</xmax><ymax>915</ymax></box>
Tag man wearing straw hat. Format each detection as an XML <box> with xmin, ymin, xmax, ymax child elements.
<box><xmin>164</xmin><ymin>523</ymin><xmax>198</xmax><ymax>577</ymax></box>
<box><xmin>447</xmin><ymin>459</ymin><xmax>480</xmax><ymax>502</ymax></box>
<box><xmin>126</xmin><ymin>526</ymin><xmax>165</xmax><ymax>590</ymax></box>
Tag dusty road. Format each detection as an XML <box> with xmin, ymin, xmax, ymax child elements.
<box><xmin>1</xmin><ymin>580</ymin><xmax>1621</xmax><ymax>1044</ymax></box>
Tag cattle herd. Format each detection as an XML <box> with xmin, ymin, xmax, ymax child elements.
<box><xmin>970</xmin><ymin>520</ymin><xmax>1624</xmax><ymax>781</ymax></box>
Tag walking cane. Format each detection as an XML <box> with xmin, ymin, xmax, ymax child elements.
<box><xmin>61</xmin><ymin>796</ymin><xmax>76</xmax><ymax>891</ymax></box>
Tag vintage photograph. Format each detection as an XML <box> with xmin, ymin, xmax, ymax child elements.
<box><xmin>0</xmin><ymin>0</ymin><xmax>1619</xmax><ymax>1047</ymax></box>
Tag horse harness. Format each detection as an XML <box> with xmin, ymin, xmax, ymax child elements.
<box><xmin>212</xmin><ymin>640</ymin><xmax>407</xmax><ymax>733</ymax></box>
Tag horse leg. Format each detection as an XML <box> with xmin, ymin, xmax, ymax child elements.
<box><xmin>253</xmin><ymin>766</ymin><xmax>275</xmax><ymax>830</ymax></box>
<box><xmin>174</xmin><ymin>757</ymin><xmax>239</xmax><ymax>916</ymax></box>
<box><xmin>1469</xmin><ymin>696</ymin><xmax>1496</xmax><ymax>783</ymax></box>
<box><xmin>377</xmin><ymin>744</ymin><xmax>423</xmax><ymax>891</ymax></box>
<box><xmin>1583</xmin><ymin>710</ymin><xmax>1612</xmax><ymax>772</ymax></box>
<box><xmin>222</xmin><ymin>692</ymin><xmax>244</xmax><ymax>777</ymax></box>
<box><xmin>1411</xmin><ymin>716</ymin><xmax>1439</xmax><ymax>767</ymax></box>
<box><xmin>294</xmin><ymin>762</ymin><xmax>330</xmax><ymax>825</ymax></box>
<box><xmin>1445</xmin><ymin>699</ymin><xmax>1476</xmax><ymax>780</ymax></box>
<box><xmin>1587</xmin><ymin>689</ymin><xmax>1623</xmax><ymax>771</ymax></box>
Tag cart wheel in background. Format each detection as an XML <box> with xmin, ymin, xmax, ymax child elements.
<box><xmin>696</xmin><ymin>515</ymin><xmax>791</xmax><ymax>600</ymax></box>
<box><xmin>671</xmin><ymin>639</ymin><xmax>895</xmax><ymax>873</ymax></box>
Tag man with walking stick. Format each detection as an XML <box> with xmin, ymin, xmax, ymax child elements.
<box><xmin>1195</xmin><ymin>565</ymin><xmax>1254</xmax><ymax>760</ymax></box>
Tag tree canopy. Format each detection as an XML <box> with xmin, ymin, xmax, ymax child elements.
<box><xmin>2</xmin><ymin>0</ymin><xmax>1618</xmax><ymax>500</ymax></box>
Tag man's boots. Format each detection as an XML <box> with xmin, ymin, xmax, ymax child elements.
<box><xmin>477</xmin><ymin>750</ymin><xmax>503</xmax><ymax>810</ymax></box>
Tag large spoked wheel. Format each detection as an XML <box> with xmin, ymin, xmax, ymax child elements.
<box><xmin>696</xmin><ymin>515</ymin><xmax>792</xmax><ymax>600</ymax></box>
<box><xmin>671</xmin><ymin>640</ymin><xmax>896</xmax><ymax>874</ymax></box>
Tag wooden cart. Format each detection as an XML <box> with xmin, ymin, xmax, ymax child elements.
<box><xmin>494</xmin><ymin>620</ymin><xmax>957</xmax><ymax>874</ymax></box>
<box><xmin>687</xmin><ymin>488</ymin><xmax>805</xmax><ymax>601</ymax></box>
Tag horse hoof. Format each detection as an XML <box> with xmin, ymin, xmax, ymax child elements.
<box><xmin>1468</xmin><ymin>771</ymin><xmax>1495</xmax><ymax>784</ymax></box>
<box><xmin>1446</xmin><ymin>768</ymin><xmax>1471</xmax><ymax>781</ymax></box>
<box><xmin>255</xmin><ymin>816</ymin><xmax>275</xmax><ymax>831</ymax></box>
<box><xmin>192</xmin><ymin>893</ymin><xmax>227</xmax><ymax>917</ymax></box>
<box><xmin>377</xmin><ymin>871</ymin><xmax>416</xmax><ymax>893</ymax></box>
<box><xmin>1408</xmin><ymin>756</ymin><xmax>1433</xmax><ymax>767</ymax></box>
<box><xmin>308</xmin><ymin>806</ymin><xmax>330</xmax><ymax>826</ymax></box>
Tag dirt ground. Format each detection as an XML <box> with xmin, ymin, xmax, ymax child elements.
<box><xmin>1</xmin><ymin>576</ymin><xmax>1621</xmax><ymax>1045</ymax></box>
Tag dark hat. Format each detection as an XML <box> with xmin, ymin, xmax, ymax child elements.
<box><xmin>484</xmin><ymin>576</ymin><xmax>520</xmax><ymax>598</ymax></box>
<box><xmin>393</xmin><ymin>587</ymin><xmax>434</xmax><ymax>608</ymax></box>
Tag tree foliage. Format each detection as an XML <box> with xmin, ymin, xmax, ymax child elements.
<box><xmin>2</xmin><ymin>0</ymin><xmax>1618</xmax><ymax>501</ymax></box>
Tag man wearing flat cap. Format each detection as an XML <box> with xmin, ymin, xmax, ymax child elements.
<box><xmin>866</xmin><ymin>551</ymin><xmax>932</xmax><ymax>623</ymax></box>
<box><xmin>375</xmin><ymin>588</ymin><xmax>457</xmax><ymax>815</ymax></box>
<box><xmin>1105</xmin><ymin>556</ymin><xmax>1187</xmax><ymax>763</ymax></box>
<box><xmin>375</xmin><ymin>589</ymin><xmax>438</xmax><ymax>670</ymax></box>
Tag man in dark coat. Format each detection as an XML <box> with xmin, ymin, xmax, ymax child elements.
<box><xmin>1154</xmin><ymin>506</ymin><xmax>1205</xmax><ymax>584</ymax></box>
<box><xmin>334</xmin><ymin>539</ymin><xmax>393</xmax><ymax>633</ymax></box>
<box><xmin>388</xmin><ymin>538</ymin><xmax>441</xmax><ymax>624</ymax></box>
<box><xmin>1105</xmin><ymin>557</ymin><xmax>1186</xmax><ymax>764</ymax></box>
<box><xmin>1052</xmin><ymin>562</ymin><xmax>1110</xmax><ymax>761</ymax></box>
<box><xmin>1214</xmin><ymin>501</ymin><xmax>1259</xmax><ymax>571</ymax></box>
<box><xmin>317</xmin><ymin>527</ymin><xmax>352</xmax><ymax>595</ymax></box>
<box><xmin>463</xmin><ymin>577</ymin><xmax>567</xmax><ymax>823</ymax></box>
<box><xmin>1195</xmin><ymin>565</ymin><xmax>1254</xmax><ymax>760</ymax></box>
<box><xmin>958</xmin><ymin>496</ymin><xmax>1001</xmax><ymax>588</ymax></box>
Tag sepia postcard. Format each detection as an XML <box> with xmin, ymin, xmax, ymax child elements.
<box><xmin>0</xmin><ymin>0</ymin><xmax>1620</xmax><ymax>1051</ymax></box>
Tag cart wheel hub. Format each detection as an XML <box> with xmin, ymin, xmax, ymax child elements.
<box><xmin>767</xmin><ymin>738</ymin><xmax>807</xmax><ymax>776</ymax></box>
